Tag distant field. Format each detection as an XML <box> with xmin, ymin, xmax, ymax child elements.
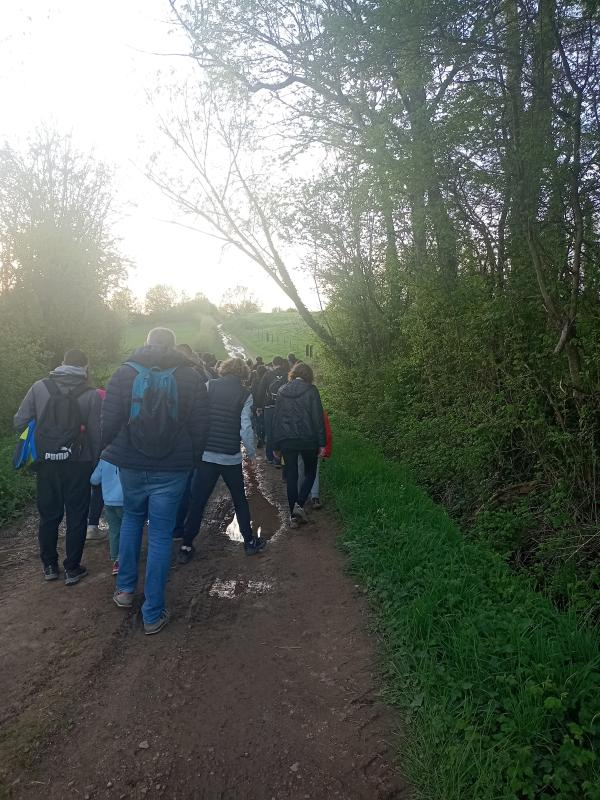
<box><xmin>123</xmin><ymin>316</ymin><xmax>226</xmax><ymax>359</ymax></box>
<box><xmin>226</xmin><ymin>311</ymin><xmax>322</xmax><ymax>362</ymax></box>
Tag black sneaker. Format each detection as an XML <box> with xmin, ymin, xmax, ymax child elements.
<box><xmin>177</xmin><ymin>544</ymin><xmax>195</xmax><ymax>565</ymax></box>
<box><xmin>43</xmin><ymin>563</ymin><xmax>60</xmax><ymax>581</ymax></box>
<box><xmin>244</xmin><ymin>537</ymin><xmax>267</xmax><ymax>556</ymax></box>
<box><xmin>64</xmin><ymin>565</ymin><xmax>88</xmax><ymax>586</ymax></box>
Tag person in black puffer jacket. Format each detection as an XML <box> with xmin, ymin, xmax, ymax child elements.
<box><xmin>272</xmin><ymin>362</ymin><xmax>326</xmax><ymax>527</ymax></box>
<box><xmin>177</xmin><ymin>357</ymin><xmax>266</xmax><ymax>564</ymax></box>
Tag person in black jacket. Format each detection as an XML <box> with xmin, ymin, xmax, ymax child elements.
<box><xmin>272</xmin><ymin>362</ymin><xmax>326</xmax><ymax>527</ymax></box>
<box><xmin>178</xmin><ymin>357</ymin><xmax>265</xmax><ymax>564</ymax></box>
<box><xmin>14</xmin><ymin>348</ymin><xmax>102</xmax><ymax>585</ymax></box>
<box><xmin>256</xmin><ymin>356</ymin><xmax>289</xmax><ymax>464</ymax></box>
<box><xmin>102</xmin><ymin>327</ymin><xmax>209</xmax><ymax>635</ymax></box>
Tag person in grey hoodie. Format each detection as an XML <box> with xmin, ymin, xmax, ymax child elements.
<box><xmin>14</xmin><ymin>349</ymin><xmax>102</xmax><ymax>585</ymax></box>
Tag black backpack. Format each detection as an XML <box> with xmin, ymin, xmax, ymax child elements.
<box><xmin>35</xmin><ymin>380</ymin><xmax>92</xmax><ymax>463</ymax></box>
<box><xmin>125</xmin><ymin>362</ymin><xmax>180</xmax><ymax>458</ymax></box>
<box><xmin>266</xmin><ymin>374</ymin><xmax>287</xmax><ymax>405</ymax></box>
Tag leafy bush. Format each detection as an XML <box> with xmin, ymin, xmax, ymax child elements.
<box><xmin>0</xmin><ymin>435</ymin><xmax>35</xmax><ymax>525</ymax></box>
<box><xmin>326</xmin><ymin>424</ymin><xmax>600</xmax><ymax>800</ymax></box>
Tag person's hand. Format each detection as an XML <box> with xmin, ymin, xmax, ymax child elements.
<box><xmin>273</xmin><ymin>449</ymin><xmax>282</xmax><ymax>459</ymax></box>
<box><xmin>319</xmin><ymin>447</ymin><xmax>327</xmax><ymax>458</ymax></box>
<box><xmin>256</xmin><ymin>408</ymin><xmax>263</xmax><ymax>416</ymax></box>
<box><xmin>245</xmin><ymin>456</ymin><xmax>257</xmax><ymax>466</ymax></box>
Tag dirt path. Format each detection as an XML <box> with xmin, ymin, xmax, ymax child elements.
<box><xmin>0</xmin><ymin>457</ymin><xmax>409</xmax><ymax>800</ymax></box>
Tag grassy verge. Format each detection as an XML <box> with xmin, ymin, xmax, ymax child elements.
<box><xmin>326</xmin><ymin>424</ymin><xmax>600</xmax><ymax>800</ymax></box>
<box><xmin>0</xmin><ymin>434</ymin><xmax>36</xmax><ymax>526</ymax></box>
<box><xmin>225</xmin><ymin>311</ymin><xmax>321</xmax><ymax>362</ymax></box>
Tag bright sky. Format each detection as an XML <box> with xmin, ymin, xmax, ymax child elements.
<box><xmin>0</xmin><ymin>0</ymin><xmax>311</xmax><ymax>310</ymax></box>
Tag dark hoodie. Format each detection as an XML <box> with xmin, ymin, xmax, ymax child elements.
<box><xmin>272</xmin><ymin>378</ymin><xmax>326</xmax><ymax>451</ymax></box>
<box><xmin>101</xmin><ymin>346</ymin><xmax>209</xmax><ymax>471</ymax></box>
<box><xmin>13</xmin><ymin>366</ymin><xmax>102</xmax><ymax>463</ymax></box>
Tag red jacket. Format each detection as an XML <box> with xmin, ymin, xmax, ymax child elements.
<box><xmin>323</xmin><ymin>411</ymin><xmax>333</xmax><ymax>458</ymax></box>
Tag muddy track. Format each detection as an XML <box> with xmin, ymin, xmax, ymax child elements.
<box><xmin>0</xmin><ymin>456</ymin><xmax>409</xmax><ymax>800</ymax></box>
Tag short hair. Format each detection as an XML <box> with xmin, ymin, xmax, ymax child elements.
<box><xmin>176</xmin><ymin>343</ymin><xmax>196</xmax><ymax>360</ymax></box>
<box><xmin>288</xmin><ymin>353</ymin><xmax>298</xmax><ymax>363</ymax></box>
<box><xmin>146</xmin><ymin>327</ymin><xmax>176</xmax><ymax>348</ymax></box>
<box><xmin>272</xmin><ymin>355</ymin><xmax>287</xmax><ymax>368</ymax></box>
<box><xmin>63</xmin><ymin>348</ymin><xmax>88</xmax><ymax>367</ymax></box>
<box><xmin>255</xmin><ymin>356</ymin><xmax>264</xmax><ymax>364</ymax></box>
<box><xmin>289</xmin><ymin>361</ymin><xmax>313</xmax><ymax>384</ymax></box>
<box><xmin>218</xmin><ymin>357</ymin><xmax>250</xmax><ymax>381</ymax></box>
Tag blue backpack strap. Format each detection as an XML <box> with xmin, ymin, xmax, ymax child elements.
<box><xmin>125</xmin><ymin>361</ymin><xmax>151</xmax><ymax>419</ymax></box>
<box><xmin>158</xmin><ymin>367</ymin><xmax>179</xmax><ymax>419</ymax></box>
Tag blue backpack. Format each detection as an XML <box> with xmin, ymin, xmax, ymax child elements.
<box><xmin>125</xmin><ymin>362</ymin><xmax>180</xmax><ymax>458</ymax></box>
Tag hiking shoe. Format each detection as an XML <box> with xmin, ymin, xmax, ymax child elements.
<box><xmin>244</xmin><ymin>536</ymin><xmax>266</xmax><ymax>556</ymax></box>
<box><xmin>292</xmin><ymin>503</ymin><xmax>309</xmax><ymax>524</ymax></box>
<box><xmin>177</xmin><ymin>545</ymin><xmax>195</xmax><ymax>565</ymax></box>
<box><xmin>113</xmin><ymin>589</ymin><xmax>134</xmax><ymax>608</ymax></box>
<box><xmin>311</xmin><ymin>498</ymin><xmax>323</xmax><ymax>510</ymax></box>
<box><xmin>86</xmin><ymin>525</ymin><xmax>106</xmax><ymax>541</ymax></box>
<box><xmin>43</xmin><ymin>563</ymin><xmax>59</xmax><ymax>581</ymax></box>
<box><xmin>144</xmin><ymin>609</ymin><xmax>170</xmax><ymax>636</ymax></box>
<box><xmin>289</xmin><ymin>518</ymin><xmax>300</xmax><ymax>530</ymax></box>
<box><xmin>64</xmin><ymin>565</ymin><xmax>88</xmax><ymax>585</ymax></box>
<box><xmin>111</xmin><ymin>560</ymin><xmax>119</xmax><ymax>576</ymax></box>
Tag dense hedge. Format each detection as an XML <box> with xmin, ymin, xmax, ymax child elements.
<box><xmin>326</xmin><ymin>424</ymin><xmax>600</xmax><ymax>800</ymax></box>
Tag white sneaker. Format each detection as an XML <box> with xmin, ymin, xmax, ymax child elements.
<box><xmin>86</xmin><ymin>525</ymin><xmax>106</xmax><ymax>541</ymax></box>
<box><xmin>292</xmin><ymin>503</ymin><xmax>309</xmax><ymax>525</ymax></box>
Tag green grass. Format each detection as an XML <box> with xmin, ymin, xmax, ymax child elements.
<box><xmin>123</xmin><ymin>316</ymin><xmax>227</xmax><ymax>360</ymax></box>
<box><xmin>225</xmin><ymin>311</ymin><xmax>321</xmax><ymax>362</ymax></box>
<box><xmin>325</xmin><ymin>421</ymin><xmax>600</xmax><ymax>800</ymax></box>
<box><xmin>0</xmin><ymin>434</ymin><xmax>36</xmax><ymax>525</ymax></box>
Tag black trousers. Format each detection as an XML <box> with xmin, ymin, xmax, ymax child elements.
<box><xmin>281</xmin><ymin>448</ymin><xmax>319</xmax><ymax>514</ymax></box>
<box><xmin>183</xmin><ymin>461</ymin><xmax>253</xmax><ymax>546</ymax></box>
<box><xmin>36</xmin><ymin>461</ymin><xmax>93</xmax><ymax>570</ymax></box>
<box><xmin>88</xmin><ymin>483</ymin><xmax>104</xmax><ymax>526</ymax></box>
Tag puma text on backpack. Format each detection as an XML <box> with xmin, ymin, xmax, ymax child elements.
<box><xmin>35</xmin><ymin>380</ymin><xmax>91</xmax><ymax>462</ymax></box>
<box><xmin>126</xmin><ymin>362</ymin><xmax>180</xmax><ymax>458</ymax></box>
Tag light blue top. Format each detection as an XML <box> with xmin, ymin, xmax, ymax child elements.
<box><xmin>203</xmin><ymin>394</ymin><xmax>256</xmax><ymax>465</ymax></box>
<box><xmin>90</xmin><ymin>459</ymin><xmax>123</xmax><ymax>506</ymax></box>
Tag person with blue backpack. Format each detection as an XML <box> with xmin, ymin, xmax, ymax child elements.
<box><xmin>101</xmin><ymin>327</ymin><xmax>209</xmax><ymax>635</ymax></box>
<box><xmin>13</xmin><ymin>348</ymin><xmax>102</xmax><ymax>585</ymax></box>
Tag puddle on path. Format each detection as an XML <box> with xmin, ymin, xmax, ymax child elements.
<box><xmin>218</xmin><ymin>324</ymin><xmax>248</xmax><ymax>359</ymax></box>
<box><xmin>209</xmin><ymin>578</ymin><xmax>273</xmax><ymax>599</ymax></box>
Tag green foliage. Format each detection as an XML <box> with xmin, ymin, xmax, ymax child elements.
<box><xmin>0</xmin><ymin>435</ymin><xmax>35</xmax><ymax>525</ymax></box>
<box><xmin>226</xmin><ymin>311</ymin><xmax>321</xmax><ymax>362</ymax></box>
<box><xmin>326</xmin><ymin>424</ymin><xmax>600</xmax><ymax>800</ymax></box>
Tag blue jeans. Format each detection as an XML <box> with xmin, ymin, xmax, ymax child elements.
<box><xmin>117</xmin><ymin>469</ymin><xmax>188</xmax><ymax>624</ymax></box>
<box><xmin>263</xmin><ymin>406</ymin><xmax>280</xmax><ymax>464</ymax></box>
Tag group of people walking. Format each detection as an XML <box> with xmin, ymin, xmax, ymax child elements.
<box><xmin>13</xmin><ymin>327</ymin><xmax>329</xmax><ymax>636</ymax></box>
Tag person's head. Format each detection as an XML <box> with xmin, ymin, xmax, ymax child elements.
<box><xmin>175</xmin><ymin>343</ymin><xmax>197</xmax><ymax>361</ymax></box>
<box><xmin>287</xmin><ymin>353</ymin><xmax>298</xmax><ymax>365</ymax></box>
<box><xmin>255</xmin><ymin>356</ymin><xmax>264</xmax><ymax>365</ymax></box>
<box><xmin>289</xmin><ymin>361</ymin><xmax>314</xmax><ymax>384</ymax></box>
<box><xmin>255</xmin><ymin>364</ymin><xmax>267</xmax><ymax>379</ymax></box>
<box><xmin>202</xmin><ymin>352</ymin><xmax>217</xmax><ymax>367</ymax></box>
<box><xmin>272</xmin><ymin>355</ymin><xmax>287</xmax><ymax>369</ymax></box>
<box><xmin>146</xmin><ymin>327</ymin><xmax>176</xmax><ymax>348</ymax></box>
<box><xmin>63</xmin><ymin>348</ymin><xmax>89</xmax><ymax>368</ymax></box>
<box><xmin>218</xmin><ymin>357</ymin><xmax>250</xmax><ymax>382</ymax></box>
<box><xmin>246</xmin><ymin>358</ymin><xmax>254</xmax><ymax>369</ymax></box>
